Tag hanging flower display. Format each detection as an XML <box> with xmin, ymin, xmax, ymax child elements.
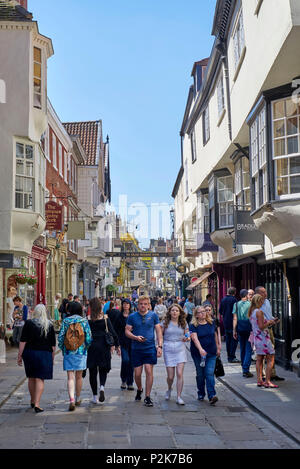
<box><xmin>27</xmin><ymin>275</ymin><xmax>38</xmax><ymax>286</ymax></box>
<box><xmin>15</xmin><ymin>273</ymin><xmax>28</xmax><ymax>285</ymax></box>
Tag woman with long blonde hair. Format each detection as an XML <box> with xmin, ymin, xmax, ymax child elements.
<box><xmin>189</xmin><ymin>306</ymin><xmax>221</xmax><ymax>405</ymax></box>
<box><xmin>248</xmin><ymin>294</ymin><xmax>279</xmax><ymax>388</ymax></box>
<box><xmin>17</xmin><ymin>304</ymin><xmax>56</xmax><ymax>413</ymax></box>
<box><xmin>160</xmin><ymin>304</ymin><xmax>190</xmax><ymax>405</ymax></box>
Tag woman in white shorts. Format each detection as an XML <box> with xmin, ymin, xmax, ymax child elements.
<box><xmin>160</xmin><ymin>304</ymin><xmax>190</xmax><ymax>405</ymax></box>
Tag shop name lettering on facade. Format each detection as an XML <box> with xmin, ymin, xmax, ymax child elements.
<box><xmin>45</xmin><ymin>202</ymin><xmax>63</xmax><ymax>232</ymax></box>
<box><xmin>236</xmin><ymin>223</ymin><xmax>257</xmax><ymax>232</ymax></box>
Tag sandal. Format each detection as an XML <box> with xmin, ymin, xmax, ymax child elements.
<box><xmin>257</xmin><ymin>381</ymin><xmax>264</xmax><ymax>387</ymax></box>
<box><xmin>264</xmin><ymin>383</ymin><xmax>279</xmax><ymax>389</ymax></box>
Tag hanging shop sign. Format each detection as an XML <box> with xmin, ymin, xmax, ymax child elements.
<box><xmin>101</xmin><ymin>259</ymin><xmax>110</xmax><ymax>268</ymax></box>
<box><xmin>234</xmin><ymin>210</ymin><xmax>264</xmax><ymax>245</ymax></box>
<box><xmin>176</xmin><ymin>264</ymin><xmax>187</xmax><ymax>274</ymax></box>
<box><xmin>197</xmin><ymin>233</ymin><xmax>219</xmax><ymax>252</ymax></box>
<box><xmin>66</xmin><ymin>221</ymin><xmax>86</xmax><ymax>240</ymax></box>
<box><xmin>45</xmin><ymin>201</ymin><xmax>63</xmax><ymax>232</ymax></box>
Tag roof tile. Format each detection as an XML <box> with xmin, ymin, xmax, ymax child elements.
<box><xmin>63</xmin><ymin>121</ymin><xmax>101</xmax><ymax>166</ymax></box>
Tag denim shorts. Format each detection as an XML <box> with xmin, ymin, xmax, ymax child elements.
<box><xmin>131</xmin><ymin>347</ymin><xmax>157</xmax><ymax>368</ymax></box>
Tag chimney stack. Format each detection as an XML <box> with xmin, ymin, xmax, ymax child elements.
<box><xmin>19</xmin><ymin>0</ymin><xmax>28</xmax><ymax>9</ymax></box>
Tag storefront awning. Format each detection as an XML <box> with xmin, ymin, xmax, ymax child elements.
<box><xmin>186</xmin><ymin>271</ymin><xmax>212</xmax><ymax>290</ymax></box>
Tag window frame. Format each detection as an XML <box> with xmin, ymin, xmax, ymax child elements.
<box><xmin>190</xmin><ymin>130</ymin><xmax>197</xmax><ymax>163</ymax></box>
<box><xmin>233</xmin><ymin>8</ymin><xmax>245</xmax><ymax>71</ymax></box>
<box><xmin>250</xmin><ymin>106</ymin><xmax>268</xmax><ymax>210</ymax></box>
<box><xmin>217</xmin><ymin>74</ymin><xmax>225</xmax><ymax>119</ymax></box>
<box><xmin>15</xmin><ymin>141</ymin><xmax>35</xmax><ymax>212</ymax></box>
<box><xmin>33</xmin><ymin>47</ymin><xmax>42</xmax><ymax>109</ymax></box>
<box><xmin>52</xmin><ymin>131</ymin><xmax>57</xmax><ymax>170</ymax></box>
<box><xmin>234</xmin><ymin>156</ymin><xmax>251</xmax><ymax>210</ymax></box>
<box><xmin>202</xmin><ymin>105</ymin><xmax>210</xmax><ymax>145</ymax></box>
<box><xmin>272</xmin><ymin>97</ymin><xmax>300</xmax><ymax>200</ymax></box>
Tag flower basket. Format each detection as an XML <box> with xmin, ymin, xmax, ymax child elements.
<box><xmin>27</xmin><ymin>277</ymin><xmax>38</xmax><ymax>286</ymax></box>
<box><xmin>15</xmin><ymin>275</ymin><xmax>28</xmax><ymax>285</ymax></box>
<box><xmin>27</xmin><ymin>277</ymin><xmax>37</xmax><ymax>285</ymax></box>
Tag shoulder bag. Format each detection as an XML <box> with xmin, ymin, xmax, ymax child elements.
<box><xmin>104</xmin><ymin>316</ymin><xmax>115</xmax><ymax>347</ymax></box>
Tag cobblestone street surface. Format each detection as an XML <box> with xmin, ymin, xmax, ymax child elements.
<box><xmin>0</xmin><ymin>348</ymin><xmax>299</xmax><ymax>450</ymax></box>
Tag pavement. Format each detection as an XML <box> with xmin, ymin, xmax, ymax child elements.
<box><xmin>0</xmin><ymin>340</ymin><xmax>299</xmax><ymax>449</ymax></box>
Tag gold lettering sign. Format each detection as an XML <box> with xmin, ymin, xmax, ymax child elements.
<box><xmin>45</xmin><ymin>201</ymin><xmax>63</xmax><ymax>231</ymax></box>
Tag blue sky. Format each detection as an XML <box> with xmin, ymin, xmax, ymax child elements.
<box><xmin>30</xmin><ymin>0</ymin><xmax>216</xmax><ymax>243</ymax></box>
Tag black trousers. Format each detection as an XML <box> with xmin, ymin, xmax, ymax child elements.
<box><xmin>89</xmin><ymin>367</ymin><xmax>108</xmax><ymax>395</ymax></box>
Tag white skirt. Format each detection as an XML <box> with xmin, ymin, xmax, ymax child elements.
<box><xmin>163</xmin><ymin>341</ymin><xmax>187</xmax><ymax>367</ymax></box>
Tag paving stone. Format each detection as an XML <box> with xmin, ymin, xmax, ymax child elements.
<box><xmin>174</xmin><ymin>433</ymin><xmax>226</xmax><ymax>449</ymax></box>
<box><xmin>130</xmin><ymin>436</ymin><xmax>176</xmax><ymax>449</ymax></box>
<box><xmin>88</xmin><ymin>431</ymin><xmax>129</xmax><ymax>445</ymax></box>
<box><xmin>171</xmin><ymin>425</ymin><xmax>217</xmax><ymax>435</ymax></box>
<box><xmin>130</xmin><ymin>423</ymin><xmax>171</xmax><ymax>437</ymax></box>
<box><xmin>217</xmin><ymin>430</ymin><xmax>269</xmax><ymax>441</ymax></box>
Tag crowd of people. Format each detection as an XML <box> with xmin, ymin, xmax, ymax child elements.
<box><xmin>14</xmin><ymin>286</ymin><xmax>284</xmax><ymax>413</ymax></box>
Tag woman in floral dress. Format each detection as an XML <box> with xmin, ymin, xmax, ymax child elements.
<box><xmin>248</xmin><ymin>294</ymin><xmax>279</xmax><ymax>389</ymax></box>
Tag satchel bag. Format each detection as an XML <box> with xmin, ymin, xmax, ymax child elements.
<box><xmin>215</xmin><ymin>356</ymin><xmax>225</xmax><ymax>377</ymax></box>
<box><xmin>104</xmin><ymin>316</ymin><xmax>115</xmax><ymax>347</ymax></box>
<box><xmin>236</xmin><ymin>319</ymin><xmax>252</xmax><ymax>334</ymax></box>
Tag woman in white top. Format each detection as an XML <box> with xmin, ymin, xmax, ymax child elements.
<box><xmin>154</xmin><ymin>298</ymin><xmax>167</xmax><ymax>320</ymax></box>
<box><xmin>160</xmin><ymin>304</ymin><xmax>190</xmax><ymax>405</ymax></box>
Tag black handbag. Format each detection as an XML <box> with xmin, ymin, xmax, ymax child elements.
<box><xmin>215</xmin><ymin>356</ymin><xmax>225</xmax><ymax>377</ymax></box>
<box><xmin>104</xmin><ymin>317</ymin><xmax>115</xmax><ymax>347</ymax></box>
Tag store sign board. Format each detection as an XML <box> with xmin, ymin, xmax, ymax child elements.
<box><xmin>0</xmin><ymin>254</ymin><xmax>23</xmax><ymax>269</ymax></box>
<box><xmin>45</xmin><ymin>202</ymin><xmax>63</xmax><ymax>232</ymax></box>
<box><xmin>67</xmin><ymin>221</ymin><xmax>86</xmax><ymax>240</ymax></box>
<box><xmin>101</xmin><ymin>259</ymin><xmax>110</xmax><ymax>268</ymax></box>
<box><xmin>235</xmin><ymin>210</ymin><xmax>264</xmax><ymax>245</ymax></box>
<box><xmin>197</xmin><ymin>233</ymin><xmax>219</xmax><ymax>252</ymax></box>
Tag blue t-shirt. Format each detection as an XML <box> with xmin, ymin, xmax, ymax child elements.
<box><xmin>189</xmin><ymin>322</ymin><xmax>217</xmax><ymax>357</ymax></box>
<box><xmin>126</xmin><ymin>311</ymin><xmax>159</xmax><ymax>351</ymax></box>
<box><xmin>103</xmin><ymin>302</ymin><xmax>110</xmax><ymax>314</ymax></box>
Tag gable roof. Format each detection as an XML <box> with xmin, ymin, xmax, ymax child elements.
<box><xmin>0</xmin><ymin>0</ymin><xmax>33</xmax><ymax>21</ymax></box>
<box><xmin>63</xmin><ymin>120</ymin><xmax>102</xmax><ymax>166</ymax></box>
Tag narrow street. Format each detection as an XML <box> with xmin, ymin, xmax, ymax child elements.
<box><xmin>0</xmin><ymin>350</ymin><xmax>298</xmax><ymax>450</ymax></box>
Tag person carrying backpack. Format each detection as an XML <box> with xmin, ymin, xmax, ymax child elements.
<box><xmin>58</xmin><ymin>301</ymin><xmax>92</xmax><ymax>411</ymax></box>
<box><xmin>233</xmin><ymin>289</ymin><xmax>253</xmax><ymax>378</ymax></box>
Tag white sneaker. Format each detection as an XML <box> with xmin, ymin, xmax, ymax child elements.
<box><xmin>165</xmin><ymin>390</ymin><xmax>171</xmax><ymax>400</ymax></box>
<box><xmin>176</xmin><ymin>397</ymin><xmax>185</xmax><ymax>405</ymax></box>
<box><xmin>91</xmin><ymin>395</ymin><xmax>98</xmax><ymax>404</ymax></box>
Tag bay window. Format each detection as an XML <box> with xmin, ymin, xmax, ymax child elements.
<box><xmin>272</xmin><ymin>97</ymin><xmax>300</xmax><ymax>198</ymax></box>
<box><xmin>15</xmin><ymin>142</ymin><xmax>34</xmax><ymax>211</ymax></box>
<box><xmin>235</xmin><ymin>157</ymin><xmax>251</xmax><ymax>209</ymax></box>
<box><xmin>208</xmin><ymin>169</ymin><xmax>233</xmax><ymax>232</ymax></box>
<box><xmin>250</xmin><ymin>106</ymin><xmax>267</xmax><ymax>209</ymax></box>
<box><xmin>217</xmin><ymin>176</ymin><xmax>234</xmax><ymax>228</ymax></box>
<box><xmin>33</xmin><ymin>47</ymin><xmax>42</xmax><ymax>109</ymax></box>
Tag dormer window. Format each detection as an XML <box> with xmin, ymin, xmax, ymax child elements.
<box><xmin>33</xmin><ymin>47</ymin><xmax>42</xmax><ymax>109</ymax></box>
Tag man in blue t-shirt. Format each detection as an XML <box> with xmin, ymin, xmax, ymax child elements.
<box><xmin>125</xmin><ymin>295</ymin><xmax>163</xmax><ymax>407</ymax></box>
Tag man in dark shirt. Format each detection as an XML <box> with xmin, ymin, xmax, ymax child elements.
<box><xmin>219</xmin><ymin>287</ymin><xmax>239</xmax><ymax>363</ymax></box>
